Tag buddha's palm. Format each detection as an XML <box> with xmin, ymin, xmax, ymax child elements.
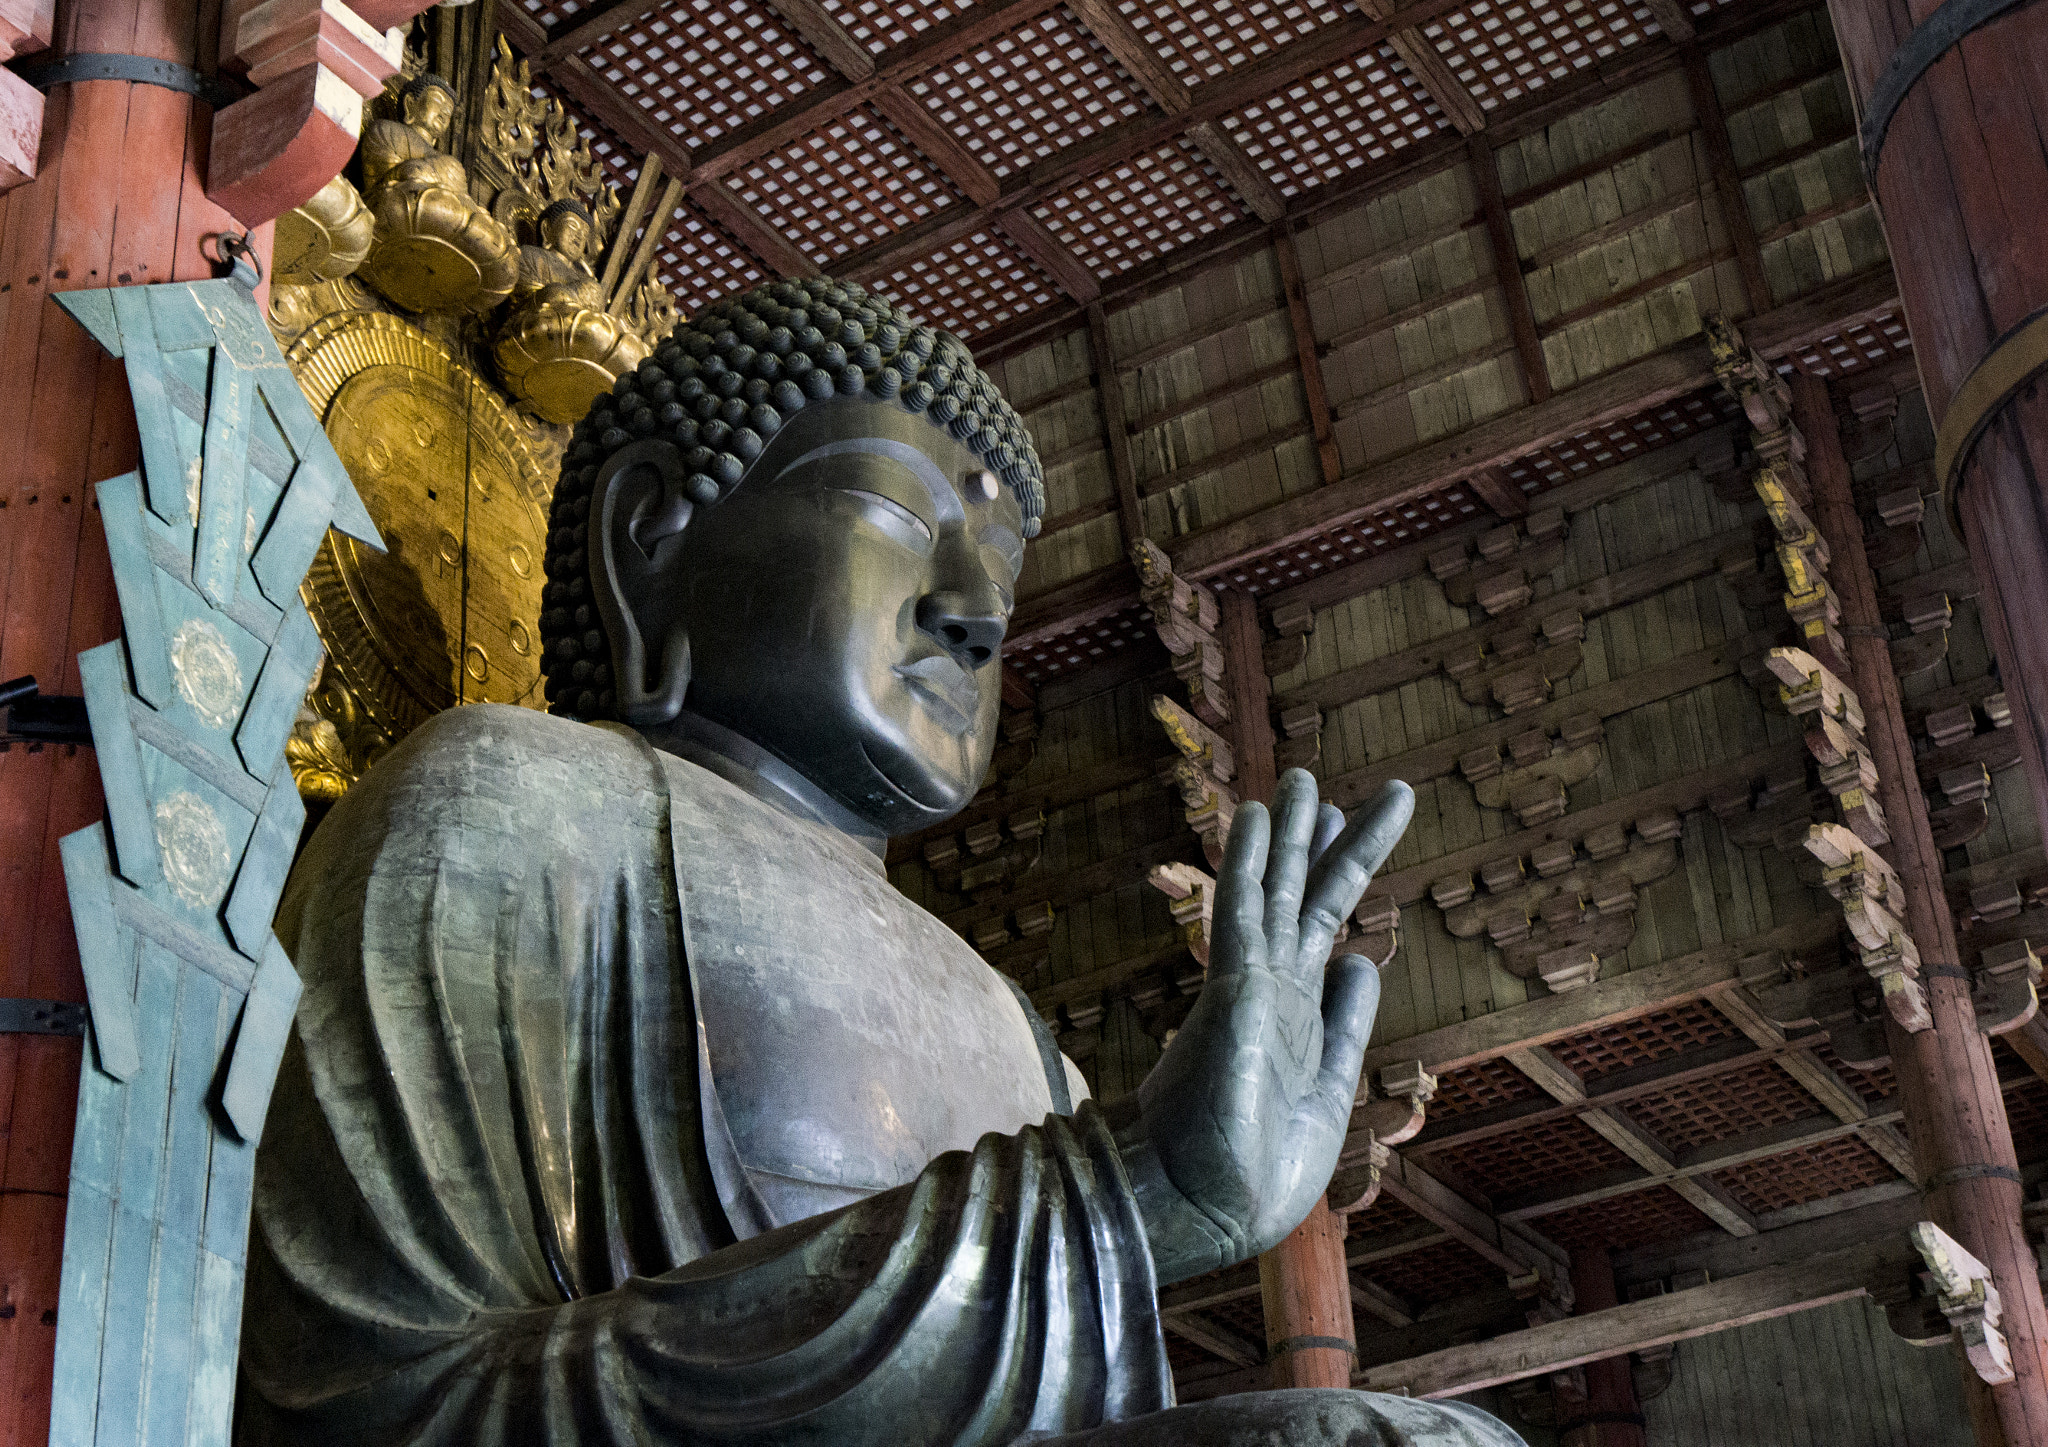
<box><xmin>1109</xmin><ymin>770</ymin><xmax>1414</xmax><ymax>1286</ymax></box>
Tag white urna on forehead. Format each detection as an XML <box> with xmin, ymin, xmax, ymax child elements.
<box><xmin>539</xmin><ymin>277</ymin><xmax>1041</xmax><ymax>723</ymax></box>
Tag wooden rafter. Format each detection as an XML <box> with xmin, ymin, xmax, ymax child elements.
<box><xmin>1686</xmin><ymin>51</ymin><xmax>1773</xmax><ymax>315</ymax></box>
<box><xmin>1163</xmin><ymin>263</ymin><xmax>1900</xmax><ymax>580</ymax></box>
<box><xmin>1502</xmin><ymin>1044</ymin><xmax>1760</xmax><ymax>1237</ymax></box>
<box><xmin>1467</xmin><ymin>133</ymin><xmax>1551</xmax><ymax>406</ymax></box>
<box><xmin>1273</xmin><ymin>226</ymin><xmax>1341</xmax><ymax>483</ymax></box>
<box><xmin>1356</xmin><ymin>1239</ymin><xmax>1912</xmax><ymax>1398</ymax></box>
<box><xmin>1354</xmin><ymin>0</ymin><xmax>1488</xmax><ymax>135</ymax></box>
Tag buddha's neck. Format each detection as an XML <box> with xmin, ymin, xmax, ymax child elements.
<box><xmin>641</xmin><ymin>709</ymin><xmax>888</xmax><ymax>866</ymax></box>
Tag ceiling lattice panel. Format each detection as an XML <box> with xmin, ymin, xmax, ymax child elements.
<box><xmin>582</xmin><ymin>0</ymin><xmax>833</xmax><ymax>154</ymax></box>
<box><xmin>1709</xmin><ymin>1135</ymin><xmax>1900</xmax><ymax>1214</ymax></box>
<box><xmin>1422</xmin><ymin>0</ymin><xmax>1664</xmax><ymax>114</ymax></box>
<box><xmin>1421</xmin><ymin>1114</ymin><xmax>1634</xmax><ymax>1199</ymax></box>
<box><xmin>821</xmin><ymin>0</ymin><xmax>979</xmax><ymax>56</ymax></box>
<box><xmin>654</xmin><ymin>198</ymin><xmax>775</xmax><ymax>315</ymax></box>
<box><xmin>733</xmin><ymin>104</ymin><xmax>967</xmax><ymax>263</ymax></box>
<box><xmin>1034</xmin><ymin>138</ymin><xmax>1247</xmax><ymax>276</ymax></box>
<box><xmin>1545</xmin><ymin>1000</ymin><xmax>1742</xmax><ymax>1082</ymax></box>
<box><xmin>903</xmin><ymin>6</ymin><xmax>1156</xmax><ymax>178</ymax></box>
<box><xmin>1371</xmin><ymin>1237</ymin><xmax>1503</xmax><ymax>1307</ymax></box>
<box><xmin>1214</xmin><ymin>483</ymin><xmax>1485</xmax><ymax>594</ymax></box>
<box><xmin>1504</xmin><ymin>386</ymin><xmax>1743</xmax><ymax>497</ymax></box>
<box><xmin>520</xmin><ymin>0</ymin><xmax>586</xmax><ymax>34</ymax></box>
<box><xmin>881</xmin><ymin>229</ymin><xmax>1065</xmax><ymax>338</ymax></box>
<box><xmin>1537</xmin><ymin>1184</ymin><xmax>1716</xmax><ymax>1252</ymax></box>
<box><xmin>1786</xmin><ymin>307</ymin><xmax>1915</xmax><ymax>377</ymax></box>
<box><xmin>1347</xmin><ymin>1190</ymin><xmax>1425</xmax><ymax>1244</ymax></box>
<box><xmin>1430</xmin><ymin>1057</ymin><xmax>1544</xmax><ymax>1118</ymax></box>
<box><xmin>1123</xmin><ymin>0</ymin><xmax>1352</xmax><ymax>83</ymax></box>
<box><xmin>1624</xmin><ymin>1066</ymin><xmax>1826</xmax><ymax>1152</ymax></box>
<box><xmin>1013</xmin><ymin>605</ymin><xmax>1154</xmax><ymax>682</ymax></box>
<box><xmin>1813</xmin><ymin>1042</ymin><xmax>1895</xmax><ymax>1106</ymax></box>
<box><xmin>1221</xmin><ymin>43</ymin><xmax>1445</xmax><ymax>196</ymax></box>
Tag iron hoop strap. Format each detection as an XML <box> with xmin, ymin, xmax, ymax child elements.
<box><xmin>11</xmin><ymin>52</ymin><xmax>245</xmax><ymax>111</ymax></box>
<box><xmin>1860</xmin><ymin>0</ymin><xmax>2046</xmax><ymax>179</ymax></box>
<box><xmin>1935</xmin><ymin>304</ymin><xmax>2048</xmax><ymax>531</ymax></box>
<box><xmin>1925</xmin><ymin>1162</ymin><xmax>2024</xmax><ymax>1191</ymax></box>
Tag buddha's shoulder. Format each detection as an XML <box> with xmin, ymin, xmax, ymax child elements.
<box><xmin>332</xmin><ymin>705</ymin><xmax>664</xmax><ymax>847</ymax></box>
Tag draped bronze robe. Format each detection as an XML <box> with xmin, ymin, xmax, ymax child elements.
<box><xmin>238</xmin><ymin>705</ymin><xmax>1522</xmax><ymax>1447</ymax></box>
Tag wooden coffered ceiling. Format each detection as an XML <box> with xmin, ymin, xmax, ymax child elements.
<box><xmin>504</xmin><ymin>0</ymin><xmax>1769</xmax><ymax>337</ymax></box>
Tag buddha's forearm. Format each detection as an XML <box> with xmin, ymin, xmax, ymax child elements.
<box><xmin>1103</xmin><ymin>1095</ymin><xmax>1250</xmax><ymax>1287</ymax></box>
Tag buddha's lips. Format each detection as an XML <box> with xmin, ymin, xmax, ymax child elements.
<box><xmin>893</xmin><ymin>655</ymin><xmax>978</xmax><ymax>734</ymax></box>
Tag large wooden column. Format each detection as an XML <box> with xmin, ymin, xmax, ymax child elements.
<box><xmin>1794</xmin><ymin>371</ymin><xmax>2048</xmax><ymax>1445</ymax></box>
<box><xmin>1216</xmin><ymin>587</ymin><xmax>1361</xmax><ymax>1390</ymax></box>
<box><xmin>1818</xmin><ymin>0</ymin><xmax>2048</xmax><ymax>850</ymax></box>
<box><xmin>1560</xmin><ymin>1250</ymin><xmax>1647</xmax><ymax>1447</ymax></box>
<box><xmin>0</xmin><ymin>0</ymin><xmax>266</xmax><ymax>1434</ymax></box>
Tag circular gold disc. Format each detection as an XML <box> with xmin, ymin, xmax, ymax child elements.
<box><xmin>289</xmin><ymin>311</ymin><xmax>553</xmax><ymax>742</ymax></box>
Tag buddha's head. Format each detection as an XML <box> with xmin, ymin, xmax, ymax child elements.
<box><xmin>401</xmin><ymin>74</ymin><xmax>455</xmax><ymax>146</ymax></box>
<box><xmin>540</xmin><ymin>278</ymin><xmax>1045</xmax><ymax>837</ymax></box>
<box><xmin>538</xmin><ymin>198</ymin><xmax>592</xmax><ymax>262</ymax></box>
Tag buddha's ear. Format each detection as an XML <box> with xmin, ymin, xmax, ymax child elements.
<box><xmin>590</xmin><ymin>440</ymin><xmax>696</xmax><ymax>726</ymax></box>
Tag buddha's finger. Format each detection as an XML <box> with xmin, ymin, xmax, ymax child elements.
<box><xmin>1298</xmin><ymin>782</ymin><xmax>1415</xmax><ymax>966</ymax></box>
<box><xmin>1313</xmin><ymin>952</ymin><xmax>1382</xmax><ymax>1118</ymax></box>
<box><xmin>1307</xmin><ymin>803</ymin><xmax>1346</xmax><ymax>867</ymax></box>
<box><xmin>1261</xmin><ymin>770</ymin><xmax>1321</xmax><ymax>962</ymax></box>
<box><xmin>1211</xmin><ymin>800</ymin><xmax>1270</xmax><ymax>981</ymax></box>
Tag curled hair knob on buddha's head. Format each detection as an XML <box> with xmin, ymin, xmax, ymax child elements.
<box><xmin>539</xmin><ymin>277</ymin><xmax>1044</xmax><ymax>722</ymax></box>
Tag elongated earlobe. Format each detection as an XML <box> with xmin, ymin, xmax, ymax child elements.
<box><xmin>589</xmin><ymin>439</ymin><xmax>695</xmax><ymax>725</ymax></box>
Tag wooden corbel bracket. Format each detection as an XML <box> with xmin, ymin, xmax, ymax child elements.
<box><xmin>1910</xmin><ymin>1221</ymin><xmax>2016</xmax><ymax>1385</ymax></box>
<box><xmin>0</xmin><ymin>0</ymin><xmax>53</xmax><ymax>190</ymax></box>
<box><xmin>208</xmin><ymin>0</ymin><xmax>421</xmax><ymax>225</ymax></box>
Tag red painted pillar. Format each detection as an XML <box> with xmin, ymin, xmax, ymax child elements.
<box><xmin>1560</xmin><ymin>1250</ymin><xmax>1647</xmax><ymax>1447</ymax></box>
<box><xmin>1817</xmin><ymin>0</ymin><xmax>2048</xmax><ymax>853</ymax></box>
<box><xmin>0</xmin><ymin>0</ymin><xmax>269</xmax><ymax>1435</ymax></box>
<box><xmin>1795</xmin><ymin>371</ymin><xmax>2048</xmax><ymax>1445</ymax></box>
<box><xmin>1216</xmin><ymin>586</ymin><xmax>1363</xmax><ymax>1389</ymax></box>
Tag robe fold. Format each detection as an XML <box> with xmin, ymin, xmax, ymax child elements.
<box><xmin>239</xmin><ymin>704</ymin><xmax>1521</xmax><ymax>1447</ymax></box>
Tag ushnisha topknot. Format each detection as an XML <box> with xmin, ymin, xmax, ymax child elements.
<box><xmin>539</xmin><ymin>276</ymin><xmax>1044</xmax><ymax>720</ymax></box>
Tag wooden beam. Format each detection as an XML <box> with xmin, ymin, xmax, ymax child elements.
<box><xmin>1187</xmin><ymin>120</ymin><xmax>1287</xmax><ymax>223</ymax></box>
<box><xmin>1709</xmin><ymin>986</ymin><xmax>1922</xmax><ymax>1183</ymax></box>
<box><xmin>1360</xmin><ymin>913</ymin><xmax>1845</xmax><ymax>1076</ymax></box>
<box><xmin>1161</xmin><ymin>1310</ymin><xmax>1263</xmax><ymax>1368</ymax></box>
<box><xmin>1685</xmin><ymin>52</ymin><xmax>1771</xmax><ymax>315</ymax></box>
<box><xmin>1274</xmin><ymin>226</ymin><xmax>1341</xmax><ymax>483</ymax></box>
<box><xmin>528</xmin><ymin>0</ymin><xmax>661</xmax><ymax>69</ymax></box>
<box><xmin>1354</xmin><ymin>0</ymin><xmax>1487</xmax><ymax>134</ymax></box>
<box><xmin>1065</xmin><ymin>0</ymin><xmax>1190</xmax><ymax>110</ymax></box>
<box><xmin>1356</xmin><ymin>1241</ymin><xmax>1908</xmax><ymax>1398</ymax></box>
<box><xmin>1349</xmin><ymin>1276</ymin><xmax>1417</xmax><ymax>1329</ymax></box>
<box><xmin>1471</xmin><ymin>136</ymin><xmax>1549</xmax><ymax>400</ymax></box>
<box><xmin>1465</xmin><ymin>465</ymin><xmax>1528</xmax><ymax>518</ymax></box>
<box><xmin>760</xmin><ymin>0</ymin><xmax>875</xmax><ymax>81</ymax></box>
<box><xmin>1162</xmin><ymin>264</ymin><xmax>1900</xmax><ymax>581</ymax></box>
<box><xmin>1640</xmin><ymin>0</ymin><xmax>1696</xmax><ymax>41</ymax></box>
<box><xmin>692</xmin><ymin>177</ymin><xmax>821</xmax><ymax>280</ymax></box>
<box><xmin>1269</xmin><ymin>521</ymin><xmax>1758</xmax><ymax>716</ymax></box>
<box><xmin>1327</xmin><ymin>628</ymin><xmax>1786</xmax><ymax>815</ymax></box>
<box><xmin>497</xmin><ymin>5</ymin><xmax>696</xmax><ymax>185</ymax></box>
<box><xmin>1493</xmin><ymin>1106</ymin><xmax>1904</xmax><ymax>1222</ymax></box>
<box><xmin>1502</xmin><ymin>1045</ymin><xmax>1757</xmax><ymax>1236</ymax></box>
<box><xmin>870</xmin><ymin>87</ymin><xmax>999</xmax><ymax>206</ymax></box>
<box><xmin>1086</xmin><ymin>303</ymin><xmax>1144</xmax><ymax>546</ymax></box>
<box><xmin>999</xmin><ymin>207</ymin><xmax>1100</xmax><ymax>304</ymax></box>
<box><xmin>1380</xmin><ymin>1149</ymin><xmax>1569</xmax><ymax>1273</ymax></box>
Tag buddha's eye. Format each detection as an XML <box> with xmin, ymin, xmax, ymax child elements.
<box><xmin>837</xmin><ymin>487</ymin><xmax>933</xmax><ymax>547</ymax></box>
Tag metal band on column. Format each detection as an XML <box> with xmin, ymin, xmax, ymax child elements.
<box><xmin>1936</xmin><ymin>305</ymin><xmax>2048</xmax><ymax>530</ymax></box>
<box><xmin>1859</xmin><ymin>0</ymin><xmax>2046</xmax><ymax>176</ymax></box>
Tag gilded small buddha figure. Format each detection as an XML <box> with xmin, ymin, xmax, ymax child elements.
<box><xmin>494</xmin><ymin>197</ymin><xmax>652</xmax><ymax>424</ymax></box>
<box><xmin>238</xmin><ymin>278</ymin><xmax>1524</xmax><ymax>1447</ymax></box>
<box><xmin>357</xmin><ymin>73</ymin><xmax>519</xmax><ymax>316</ymax></box>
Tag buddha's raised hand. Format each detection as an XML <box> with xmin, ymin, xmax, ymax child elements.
<box><xmin>1107</xmin><ymin>769</ymin><xmax>1414</xmax><ymax>1285</ymax></box>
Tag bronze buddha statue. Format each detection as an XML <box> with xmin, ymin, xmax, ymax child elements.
<box><xmin>357</xmin><ymin>74</ymin><xmax>520</xmax><ymax>315</ymax></box>
<box><xmin>493</xmin><ymin>197</ymin><xmax>654</xmax><ymax>424</ymax></box>
<box><xmin>238</xmin><ymin>278</ymin><xmax>1524</xmax><ymax>1447</ymax></box>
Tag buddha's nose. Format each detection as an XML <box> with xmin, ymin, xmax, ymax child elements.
<box><xmin>915</xmin><ymin>590</ymin><xmax>1006</xmax><ymax>669</ymax></box>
